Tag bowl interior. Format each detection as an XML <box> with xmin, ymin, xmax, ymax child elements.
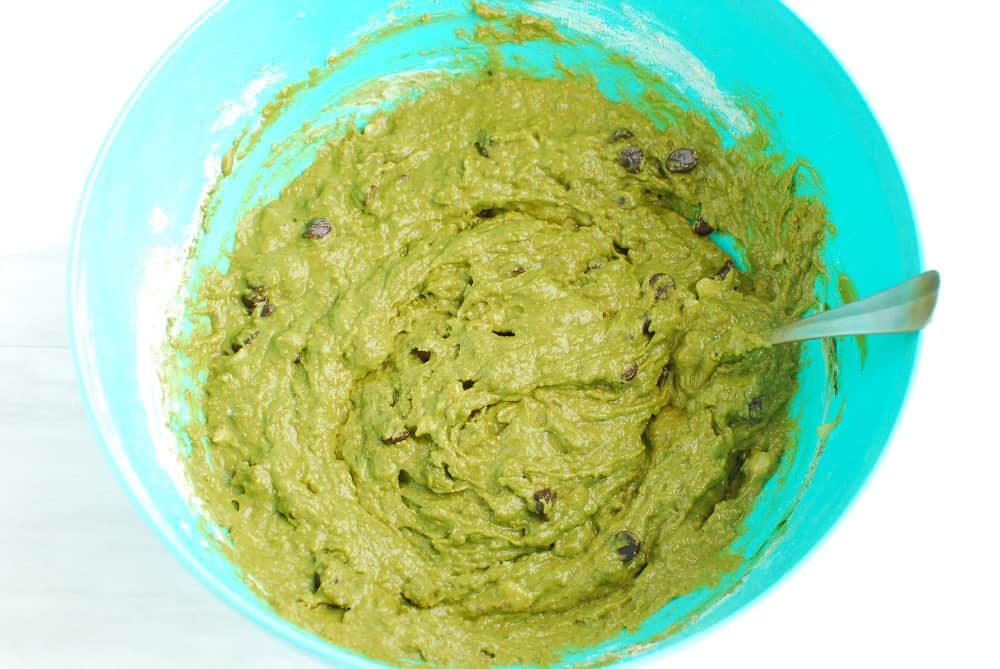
<box><xmin>70</xmin><ymin>1</ymin><xmax>921</xmax><ymax>667</ymax></box>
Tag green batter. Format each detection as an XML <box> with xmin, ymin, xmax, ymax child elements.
<box><xmin>176</xmin><ymin>71</ymin><xmax>828</xmax><ymax>666</ymax></box>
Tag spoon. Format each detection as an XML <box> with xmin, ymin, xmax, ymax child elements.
<box><xmin>769</xmin><ymin>270</ymin><xmax>940</xmax><ymax>345</ymax></box>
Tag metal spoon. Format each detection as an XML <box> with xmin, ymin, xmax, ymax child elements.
<box><xmin>769</xmin><ymin>270</ymin><xmax>940</xmax><ymax>345</ymax></box>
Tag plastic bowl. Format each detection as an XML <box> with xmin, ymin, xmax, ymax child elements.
<box><xmin>69</xmin><ymin>1</ymin><xmax>922</xmax><ymax>667</ymax></box>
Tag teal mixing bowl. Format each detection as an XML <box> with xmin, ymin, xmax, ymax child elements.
<box><xmin>69</xmin><ymin>1</ymin><xmax>922</xmax><ymax>666</ymax></box>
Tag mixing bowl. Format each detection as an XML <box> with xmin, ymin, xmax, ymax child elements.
<box><xmin>69</xmin><ymin>1</ymin><xmax>923</xmax><ymax>666</ymax></box>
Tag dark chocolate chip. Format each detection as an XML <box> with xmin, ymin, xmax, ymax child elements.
<box><xmin>384</xmin><ymin>431</ymin><xmax>410</xmax><ymax>445</ymax></box>
<box><xmin>649</xmin><ymin>273</ymin><xmax>675</xmax><ymax>300</ymax></box>
<box><xmin>241</xmin><ymin>290</ymin><xmax>267</xmax><ymax>313</ymax></box>
<box><xmin>412</xmin><ymin>349</ymin><xmax>432</xmax><ymax>363</ymax></box>
<box><xmin>614</xmin><ymin>530</ymin><xmax>641</xmax><ymax>562</ymax></box>
<box><xmin>462</xmin><ymin>380</ymin><xmax>475</xmax><ymax>390</ymax></box>
<box><xmin>303</xmin><ymin>218</ymin><xmax>332</xmax><ymax>239</ymax></box>
<box><xmin>620</xmin><ymin>146</ymin><xmax>644</xmax><ymax>174</ymax></box>
<box><xmin>657</xmin><ymin>362</ymin><xmax>674</xmax><ymax>388</ymax></box>
<box><xmin>476</xmin><ymin>208</ymin><xmax>502</xmax><ymax>219</ymax></box>
<box><xmin>748</xmin><ymin>396</ymin><xmax>764</xmax><ymax>421</ymax></box>
<box><xmin>533</xmin><ymin>488</ymin><xmax>556</xmax><ymax>521</ymax></box>
<box><xmin>610</xmin><ymin>128</ymin><xmax>635</xmax><ymax>142</ymax></box>
<box><xmin>642</xmin><ymin>315</ymin><xmax>654</xmax><ymax>339</ymax></box>
<box><xmin>492</xmin><ymin>330</ymin><xmax>515</xmax><ymax>338</ymax></box>
<box><xmin>232</xmin><ymin>331</ymin><xmax>258</xmax><ymax>353</ymax></box>
<box><xmin>311</xmin><ymin>571</ymin><xmax>322</xmax><ymax>593</ymax></box>
<box><xmin>621</xmin><ymin>362</ymin><xmax>638</xmax><ymax>382</ymax></box>
<box><xmin>693</xmin><ymin>217</ymin><xmax>714</xmax><ymax>236</ymax></box>
<box><xmin>716</xmin><ymin>259</ymin><xmax>736</xmax><ymax>280</ymax></box>
<box><xmin>665</xmin><ymin>148</ymin><xmax>699</xmax><ymax>173</ymax></box>
<box><xmin>260</xmin><ymin>301</ymin><xmax>276</xmax><ymax>318</ymax></box>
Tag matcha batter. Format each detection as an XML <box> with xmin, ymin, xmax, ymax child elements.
<box><xmin>176</xmin><ymin>72</ymin><xmax>828</xmax><ymax>667</ymax></box>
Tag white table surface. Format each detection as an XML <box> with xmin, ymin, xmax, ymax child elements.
<box><xmin>1</xmin><ymin>1</ymin><xmax>997</xmax><ymax>667</ymax></box>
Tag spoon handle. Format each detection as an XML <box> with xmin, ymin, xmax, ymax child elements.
<box><xmin>769</xmin><ymin>270</ymin><xmax>940</xmax><ymax>345</ymax></box>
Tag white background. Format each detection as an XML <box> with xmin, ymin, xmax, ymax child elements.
<box><xmin>1</xmin><ymin>1</ymin><xmax>997</xmax><ymax>667</ymax></box>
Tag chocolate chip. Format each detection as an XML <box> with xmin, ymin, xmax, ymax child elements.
<box><xmin>260</xmin><ymin>301</ymin><xmax>276</xmax><ymax>318</ymax></box>
<box><xmin>716</xmin><ymin>259</ymin><xmax>736</xmax><ymax>280</ymax></box>
<box><xmin>492</xmin><ymin>330</ymin><xmax>515</xmax><ymax>337</ymax></box>
<box><xmin>693</xmin><ymin>217</ymin><xmax>714</xmax><ymax>236</ymax></box>
<box><xmin>665</xmin><ymin>148</ymin><xmax>698</xmax><ymax>173</ymax></box>
<box><xmin>384</xmin><ymin>431</ymin><xmax>410</xmax><ymax>445</ymax></box>
<box><xmin>303</xmin><ymin>218</ymin><xmax>332</xmax><ymax>239</ymax></box>
<box><xmin>475</xmin><ymin>133</ymin><xmax>492</xmax><ymax>159</ymax></box>
<box><xmin>231</xmin><ymin>331</ymin><xmax>258</xmax><ymax>353</ymax></box>
<box><xmin>241</xmin><ymin>290</ymin><xmax>267</xmax><ymax>313</ymax></box>
<box><xmin>657</xmin><ymin>362</ymin><xmax>674</xmax><ymax>388</ymax></box>
<box><xmin>614</xmin><ymin>530</ymin><xmax>641</xmax><ymax>562</ymax></box>
<box><xmin>642</xmin><ymin>315</ymin><xmax>653</xmax><ymax>339</ymax></box>
<box><xmin>476</xmin><ymin>208</ymin><xmax>502</xmax><ymax>219</ymax></box>
<box><xmin>748</xmin><ymin>396</ymin><xmax>764</xmax><ymax>421</ymax></box>
<box><xmin>312</xmin><ymin>572</ymin><xmax>322</xmax><ymax>593</ymax></box>
<box><xmin>610</xmin><ymin>128</ymin><xmax>635</xmax><ymax>142</ymax></box>
<box><xmin>620</xmin><ymin>146</ymin><xmax>644</xmax><ymax>173</ymax></box>
<box><xmin>412</xmin><ymin>349</ymin><xmax>431</xmax><ymax>363</ymax></box>
<box><xmin>533</xmin><ymin>488</ymin><xmax>556</xmax><ymax>521</ymax></box>
<box><xmin>621</xmin><ymin>362</ymin><xmax>638</xmax><ymax>382</ymax></box>
<box><xmin>649</xmin><ymin>273</ymin><xmax>675</xmax><ymax>300</ymax></box>
<box><xmin>462</xmin><ymin>380</ymin><xmax>475</xmax><ymax>390</ymax></box>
